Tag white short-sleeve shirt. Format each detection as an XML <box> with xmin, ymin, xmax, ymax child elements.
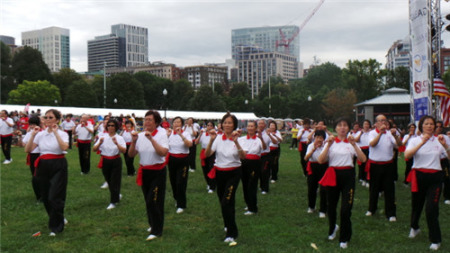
<box><xmin>61</xmin><ymin>120</ymin><xmax>75</xmax><ymax>131</ymax></box>
<box><xmin>0</xmin><ymin>117</ymin><xmax>14</xmax><ymax>135</ymax></box>
<box><xmin>33</xmin><ymin>129</ymin><xmax>69</xmax><ymax>155</ymax></box>
<box><xmin>94</xmin><ymin>133</ymin><xmax>126</xmax><ymax>156</ymax></box>
<box><xmin>75</xmin><ymin>123</ymin><xmax>93</xmax><ymax>141</ymax></box>
<box><xmin>260</xmin><ymin>131</ymin><xmax>271</xmax><ymax>154</ymax></box>
<box><xmin>211</xmin><ymin>135</ymin><xmax>241</xmax><ymax>168</ymax></box>
<box><xmin>269</xmin><ymin>130</ymin><xmax>282</xmax><ymax>148</ymax></box>
<box><xmin>199</xmin><ymin>132</ymin><xmax>211</xmax><ymax>149</ymax></box>
<box><xmin>168</xmin><ymin>131</ymin><xmax>192</xmax><ymax>154</ymax></box>
<box><xmin>298</xmin><ymin>128</ymin><xmax>312</xmax><ymax>142</ymax></box>
<box><xmin>321</xmin><ymin>139</ymin><xmax>356</xmax><ymax>167</ymax></box>
<box><xmin>238</xmin><ymin>135</ymin><xmax>263</xmax><ymax>156</ymax></box>
<box><xmin>23</xmin><ymin>131</ymin><xmax>40</xmax><ymax>153</ymax></box>
<box><xmin>406</xmin><ymin>135</ymin><xmax>446</xmax><ymax>170</ymax></box>
<box><xmin>359</xmin><ymin>131</ymin><xmax>371</xmax><ymax>147</ymax></box>
<box><xmin>368</xmin><ymin>129</ymin><xmax>397</xmax><ymax>162</ymax></box>
<box><xmin>121</xmin><ymin>130</ymin><xmax>133</xmax><ymax>143</ymax></box>
<box><xmin>306</xmin><ymin>143</ymin><xmax>324</xmax><ymax>162</ymax></box>
<box><xmin>135</xmin><ymin>127</ymin><xmax>169</xmax><ymax>166</ymax></box>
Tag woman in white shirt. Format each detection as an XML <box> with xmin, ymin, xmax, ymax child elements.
<box><xmin>121</xmin><ymin>120</ymin><xmax>136</xmax><ymax>176</ymax></box>
<box><xmin>0</xmin><ymin>110</ymin><xmax>15</xmax><ymax>164</ymax></box>
<box><xmin>205</xmin><ymin>112</ymin><xmax>246</xmax><ymax>245</ymax></box>
<box><xmin>21</xmin><ymin>116</ymin><xmax>42</xmax><ymax>201</ymax></box>
<box><xmin>195</xmin><ymin>121</ymin><xmax>216</xmax><ymax>193</ymax></box>
<box><xmin>128</xmin><ymin>110</ymin><xmax>169</xmax><ymax>241</ymax></box>
<box><xmin>402</xmin><ymin>123</ymin><xmax>417</xmax><ymax>185</ymax></box>
<box><xmin>167</xmin><ymin>116</ymin><xmax>193</xmax><ymax>214</ymax></box>
<box><xmin>93</xmin><ymin>119</ymin><xmax>126</xmax><ymax>210</ymax></box>
<box><xmin>268</xmin><ymin>121</ymin><xmax>282</xmax><ymax>183</ymax></box>
<box><xmin>405</xmin><ymin>116</ymin><xmax>450</xmax><ymax>251</ymax></box>
<box><xmin>318</xmin><ymin>118</ymin><xmax>366</xmax><ymax>249</ymax></box>
<box><xmin>238</xmin><ymin>121</ymin><xmax>265</xmax><ymax>215</ymax></box>
<box><xmin>354</xmin><ymin>119</ymin><xmax>371</xmax><ymax>186</ymax></box>
<box><xmin>25</xmin><ymin>109</ymin><xmax>69</xmax><ymax>236</ymax></box>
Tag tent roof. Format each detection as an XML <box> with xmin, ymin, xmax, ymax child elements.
<box><xmin>355</xmin><ymin>87</ymin><xmax>410</xmax><ymax>106</ymax></box>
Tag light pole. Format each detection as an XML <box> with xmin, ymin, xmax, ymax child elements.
<box><xmin>103</xmin><ymin>62</ymin><xmax>107</xmax><ymax>108</ymax></box>
<box><xmin>307</xmin><ymin>95</ymin><xmax>312</xmax><ymax>118</ymax></box>
<box><xmin>54</xmin><ymin>100</ymin><xmax>58</xmax><ymax>105</ymax></box>
<box><xmin>268</xmin><ymin>77</ymin><xmax>272</xmax><ymax>116</ymax></box>
<box><xmin>163</xmin><ymin>89</ymin><xmax>168</xmax><ymax>118</ymax></box>
<box><xmin>114</xmin><ymin>98</ymin><xmax>118</xmax><ymax>107</ymax></box>
<box><xmin>245</xmin><ymin>99</ymin><xmax>249</xmax><ymax>112</ymax></box>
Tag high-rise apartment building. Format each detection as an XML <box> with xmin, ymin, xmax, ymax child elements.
<box><xmin>231</xmin><ymin>26</ymin><xmax>300</xmax><ymax>60</ymax></box>
<box><xmin>386</xmin><ymin>37</ymin><xmax>410</xmax><ymax>70</ymax></box>
<box><xmin>22</xmin><ymin>27</ymin><xmax>70</xmax><ymax>72</ymax></box>
<box><xmin>0</xmin><ymin>35</ymin><xmax>15</xmax><ymax>45</ymax></box>
<box><xmin>88</xmin><ymin>24</ymin><xmax>148</xmax><ymax>72</ymax></box>
<box><xmin>183</xmin><ymin>65</ymin><xmax>228</xmax><ymax>90</ymax></box>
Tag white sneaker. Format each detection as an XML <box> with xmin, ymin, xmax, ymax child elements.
<box><xmin>328</xmin><ymin>224</ymin><xmax>339</xmax><ymax>240</ymax></box>
<box><xmin>261</xmin><ymin>191</ymin><xmax>267</xmax><ymax>195</ymax></box>
<box><xmin>408</xmin><ymin>228</ymin><xmax>420</xmax><ymax>238</ymax></box>
<box><xmin>389</xmin><ymin>216</ymin><xmax>397</xmax><ymax>222</ymax></box>
<box><xmin>176</xmin><ymin>208</ymin><xmax>184</xmax><ymax>214</ymax></box>
<box><xmin>244</xmin><ymin>211</ymin><xmax>255</xmax><ymax>215</ymax></box>
<box><xmin>49</xmin><ymin>232</ymin><xmax>56</xmax><ymax>236</ymax></box>
<box><xmin>3</xmin><ymin>159</ymin><xmax>11</xmax><ymax>164</ymax></box>
<box><xmin>189</xmin><ymin>169</ymin><xmax>195</xmax><ymax>173</ymax></box>
<box><xmin>340</xmin><ymin>242</ymin><xmax>348</xmax><ymax>249</ymax></box>
<box><xmin>106</xmin><ymin>203</ymin><xmax>116</xmax><ymax>210</ymax></box>
<box><xmin>119</xmin><ymin>194</ymin><xmax>123</xmax><ymax>200</ymax></box>
<box><xmin>365</xmin><ymin>211</ymin><xmax>372</xmax><ymax>216</ymax></box>
<box><xmin>64</xmin><ymin>218</ymin><xmax>68</xmax><ymax>225</ymax></box>
<box><xmin>365</xmin><ymin>183</ymin><xmax>370</xmax><ymax>188</ymax></box>
<box><xmin>208</xmin><ymin>189</ymin><xmax>214</xmax><ymax>194</ymax></box>
<box><xmin>224</xmin><ymin>237</ymin><xmax>235</xmax><ymax>243</ymax></box>
<box><xmin>430</xmin><ymin>243</ymin><xmax>440</xmax><ymax>250</ymax></box>
<box><xmin>270</xmin><ymin>180</ymin><xmax>276</xmax><ymax>184</ymax></box>
<box><xmin>147</xmin><ymin>227</ymin><xmax>152</xmax><ymax>232</ymax></box>
<box><xmin>319</xmin><ymin>212</ymin><xmax>326</xmax><ymax>218</ymax></box>
<box><xmin>307</xmin><ymin>208</ymin><xmax>314</xmax><ymax>214</ymax></box>
<box><xmin>444</xmin><ymin>200</ymin><xmax>450</xmax><ymax>205</ymax></box>
<box><xmin>146</xmin><ymin>234</ymin><xmax>157</xmax><ymax>241</ymax></box>
<box><xmin>100</xmin><ymin>182</ymin><xmax>108</xmax><ymax>189</ymax></box>
<box><xmin>224</xmin><ymin>227</ymin><xmax>227</xmax><ymax>232</ymax></box>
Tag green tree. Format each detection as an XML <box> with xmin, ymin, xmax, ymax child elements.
<box><xmin>108</xmin><ymin>73</ymin><xmax>145</xmax><ymax>109</ymax></box>
<box><xmin>11</xmin><ymin>46</ymin><xmax>52</xmax><ymax>84</ymax></box>
<box><xmin>342</xmin><ymin>59</ymin><xmax>382</xmax><ymax>102</ymax></box>
<box><xmin>382</xmin><ymin>66</ymin><xmax>410</xmax><ymax>91</ymax></box>
<box><xmin>7</xmin><ymin>80</ymin><xmax>61</xmax><ymax>105</ymax></box>
<box><xmin>171</xmin><ymin>79</ymin><xmax>194</xmax><ymax>110</ymax></box>
<box><xmin>64</xmin><ymin>80</ymin><xmax>98</xmax><ymax>107</ymax></box>
<box><xmin>321</xmin><ymin>88</ymin><xmax>357</xmax><ymax>120</ymax></box>
<box><xmin>1</xmin><ymin>42</ymin><xmax>16</xmax><ymax>103</ymax></box>
<box><xmin>189</xmin><ymin>85</ymin><xmax>225</xmax><ymax>111</ymax></box>
<box><xmin>134</xmin><ymin>72</ymin><xmax>174</xmax><ymax>109</ymax></box>
<box><xmin>52</xmin><ymin>68</ymin><xmax>82</xmax><ymax>105</ymax></box>
<box><xmin>90</xmin><ymin>75</ymin><xmax>108</xmax><ymax>108</ymax></box>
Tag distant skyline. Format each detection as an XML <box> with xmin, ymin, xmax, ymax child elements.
<box><xmin>2</xmin><ymin>0</ymin><xmax>450</xmax><ymax>72</ymax></box>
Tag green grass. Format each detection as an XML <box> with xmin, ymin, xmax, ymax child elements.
<box><xmin>1</xmin><ymin>144</ymin><xmax>450</xmax><ymax>252</ymax></box>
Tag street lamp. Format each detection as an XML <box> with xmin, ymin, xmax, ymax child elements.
<box><xmin>54</xmin><ymin>99</ymin><xmax>58</xmax><ymax>105</ymax></box>
<box><xmin>103</xmin><ymin>62</ymin><xmax>107</xmax><ymax>108</ymax></box>
<box><xmin>307</xmin><ymin>95</ymin><xmax>312</xmax><ymax>102</ymax></box>
<box><xmin>114</xmin><ymin>98</ymin><xmax>118</xmax><ymax>107</ymax></box>
<box><xmin>245</xmin><ymin>99</ymin><xmax>249</xmax><ymax>112</ymax></box>
<box><xmin>163</xmin><ymin>89</ymin><xmax>168</xmax><ymax>118</ymax></box>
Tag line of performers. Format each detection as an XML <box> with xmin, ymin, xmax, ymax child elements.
<box><xmin>299</xmin><ymin>115</ymin><xmax>450</xmax><ymax>250</ymax></box>
<box><xmin>18</xmin><ymin>109</ymin><xmax>285</xmax><ymax>247</ymax></box>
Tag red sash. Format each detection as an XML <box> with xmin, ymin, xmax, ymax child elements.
<box><xmin>261</xmin><ymin>152</ymin><xmax>270</xmax><ymax>156</ymax></box>
<box><xmin>136</xmin><ymin>163</ymin><xmax>167</xmax><ymax>186</ymax></box>
<box><xmin>270</xmin><ymin>146</ymin><xmax>279</xmax><ymax>151</ymax></box>
<box><xmin>34</xmin><ymin>154</ymin><xmax>65</xmax><ymax>176</ymax></box>
<box><xmin>207</xmin><ymin>166</ymin><xmax>239</xmax><ymax>179</ymax></box>
<box><xmin>26</xmin><ymin>153</ymin><xmax>31</xmax><ymax>166</ymax></box>
<box><xmin>200</xmin><ymin>149</ymin><xmax>206</xmax><ymax>166</ymax></box>
<box><xmin>398</xmin><ymin>145</ymin><xmax>406</xmax><ymax>153</ymax></box>
<box><xmin>169</xmin><ymin>153</ymin><xmax>189</xmax><ymax>158</ymax></box>
<box><xmin>97</xmin><ymin>154</ymin><xmax>120</xmax><ymax>169</ymax></box>
<box><xmin>77</xmin><ymin>139</ymin><xmax>91</xmax><ymax>147</ymax></box>
<box><xmin>307</xmin><ymin>161</ymin><xmax>319</xmax><ymax>175</ymax></box>
<box><xmin>319</xmin><ymin>166</ymin><xmax>352</xmax><ymax>187</ymax></box>
<box><xmin>245</xmin><ymin>154</ymin><xmax>260</xmax><ymax>160</ymax></box>
<box><xmin>1</xmin><ymin>133</ymin><xmax>13</xmax><ymax>138</ymax></box>
<box><xmin>298</xmin><ymin>141</ymin><xmax>307</xmax><ymax>152</ymax></box>
<box><xmin>406</xmin><ymin>168</ymin><xmax>439</xmax><ymax>192</ymax></box>
<box><xmin>365</xmin><ymin>159</ymin><xmax>393</xmax><ymax>180</ymax></box>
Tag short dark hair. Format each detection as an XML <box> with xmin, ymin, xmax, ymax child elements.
<box><xmin>418</xmin><ymin>115</ymin><xmax>436</xmax><ymax>133</ymax></box>
<box><xmin>363</xmin><ymin>119</ymin><xmax>371</xmax><ymax>127</ymax></box>
<box><xmin>247</xmin><ymin>121</ymin><xmax>257</xmax><ymax>128</ymax></box>
<box><xmin>28</xmin><ymin>116</ymin><xmax>41</xmax><ymax>126</ymax></box>
<box><xmin>314</xmin><ymin>130</ymin><xmax>326</xmax><ymax>139</ymax></box>
<box><xmin>221</xmin><ymin>112</ymin><xmax>238</xmax><ymax>130</ymax></box>
<box><xmin>145</xmin><ymin>110</ymin><xmax>162</xmax><ymax>126</ymax></box>
<box><xmin>269</xmin><ymin>121</ymin><xmax>278</xmax><ymax>130</ymax></box>
<box><xmin>334</xmin><ymin>117</ymin><xmax>351</xmax><ymax>130</ymax></box>
<box><xmin>172</xmin><ymin>116</ymin><xmax>184</xmax><ymax>126</ymax></box>
<box><xmin>107</xmin><ymin>119</ymin><xmax>120</xmax><ymax>132</ymax></box>
<box><xmin>352</xmin><ymin>121</ymin><xmax>360</xmax><ymax>127</ymax></box>
<box><xmin>303</xmin><ymin>118</ymin><xmax>311</xmax><ymax>125</ymax></box>
<box><xmin>45</xmin><ymin>109</ymin><xmax>62</xmax><ymax>121</ymax></box>
<box><xmin>206</xmin><ymin>121</ymin><xmax>215</xmax><ymax>127</ymax></box>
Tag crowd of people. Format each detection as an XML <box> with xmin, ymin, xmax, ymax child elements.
<box><xmin>1</xmin><ymin>108</ymin><xmax>450</xmax><ymax>250</ymax></box>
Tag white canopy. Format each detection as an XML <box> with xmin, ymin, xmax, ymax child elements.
<box><xmin>0</xmin><ymin>104</ymin><xmax>259</xmax><ymax>120</ymax></box>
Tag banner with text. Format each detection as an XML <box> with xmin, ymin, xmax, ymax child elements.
<box><xmin>410</xmin><ymin>0</ymin><xmax>431</xmax><ymax>121</ymax></box>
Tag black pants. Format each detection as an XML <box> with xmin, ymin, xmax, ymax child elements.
<box><xmin>368</xmin><ymin>162</ymin><xmax>396</xmax><ymax>218</ymax></box>
<box><xmin>36</xmin><ymin>158</ymin><xmax>68</xmax><ymax>233</ymax></box>
<box><xmin>168</xmin><ymin>156</ymin><xmax>189</xmax><ymax>209</ymax></box>
<box><xmin>29</xmin><ymin>153</ymin><xmax>41</xmax><ymax>201</ymax></box>
<box><xmin>441</xmin><ymin>159</ymin><xmax>450</xmax><ymax>200</ymax></box>
<box><xmin>307</xmin><ymin>162</ymin><xmax>328</xmax><ymax>212</ymax></box>
<box><xmin>141</xmin><ymin>168</ymin><xmax>166</xmax><ymax>236</ymax></box>
<box><xmin>1</xmin><ymin>135</ymin><xmax>12</xmax><ymax>160</ymax></box>
<box><xmin>290</xmin><ymin>137</ymin><xmax>298</xmax><ymax>148</ymax></box>
<box><xmin>404</xmin><ymin>159</ymin><xmax>414</xmax><ymax>184</ymax></box>
<box><xmin>260</xmin><ymin>154</ymin><xmax>272</xmax><ymax>192</ymax></box>
<box><xmin>216</xmin><ymin>168</ymin><xmax>241</xmax><ymax>239</ymax></box>
<box><xmin>201</xmin><ymin>153</ymin><xmax>216</xmax><ymax>190</ymax></box>
<box><xmin>270</xmin><ymin>147</ymin><xmax>280</xmax><ymax>181</ymax></box>
<box><xmin>124</xmin><ymin>144</ymin><xmax>135</xmax><ymax>176</ymax></box>
<box><xmin>327</xmin><ymin>169</ymin><xmax>355</xmax><ymax>243</ymax></box>
<box><xmin>410</xmin><ymin>170</ymin><xmax>443</xmax><ymax>244</ymax></box>
<box><xmin>358</xmin><ymin>148</ymin><xmax>369</xmax><ymax>181</ymax></box>
<box><xmin>188</xmin><ymin>143</ymin><xmax>197</xmax><ymax>170</ymax></box>
<box><xmin>102</xmin><ymin>157</ymin><xmax>122</xmax><ymax>204</ymax></box>
<box><xmin>242</xmin><ymin>159</ymin><xmax>261</xmax><ymax>213</ymax></box>
<box><xmin>77</xmin><ymin>142</ymin><xmax>91</xmax><ymax>174</ymax></box>
<box><xmin>66</xmin><ymin>130</ymin><xmax>73</xmax><ymax>149</ymax></box>
<box><xmin>299</xmin><ymin>142</ymin><xmax>308</xmax><ymax>176</ymax></box>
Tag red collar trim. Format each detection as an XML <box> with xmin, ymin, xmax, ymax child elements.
<box><xmin>151</xmin><ymin>129</ymin><xmax>158</xmax><ymax>137</ymax></box>
<box><xmin>222</xmin><ymin>134</ymin><xmax>233</xmax><ymax>141</ymax></box>
<box><xmin>375</xmin><ymin>128</ymin><xmax>385</xmax><ymax>134</ymax></box>
<box><xmin>247</xmin><ymin>134</ymin><xmax>256</xmax><ymax>139</ymax></box>
<box><xmin>335</xmin><ymin>137</ymin><xmax>349</xmax><ymax>143</ymax></box>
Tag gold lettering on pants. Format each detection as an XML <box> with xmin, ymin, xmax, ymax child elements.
<box><xmin>153</xmin><ymin>186</ymin><xmax>158</xmax><ymax>202</ymax></box>
<box><xmin>226</xmin><ymin>185</ymin><xmax>234</xmax><ymax>200</ymax></box>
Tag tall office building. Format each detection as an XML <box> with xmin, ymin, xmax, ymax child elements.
<box><xmin>231</xmin><ymin>26</ymin><xmax>300</xmax><ymax>60</ymax></box>
<box><xmin>385</xmin><ymin>37</ymin><xmax>410</xmax><ymax>70</ymax></box>
<box><xmin>88</xmin><ymin>24</ymin><xmax>148</xmax><ymax>72</ymax></box>
<box><xmin>0</xmin><ymin>35</ymin><xmax>15</xmax><ymax>45</ymax></box>
<box><xmin>22</xmin><ymin>27</ymin><xmax>70</xmax><ymax>72</ymax></box>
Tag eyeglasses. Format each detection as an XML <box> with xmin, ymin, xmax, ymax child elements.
<box><xmin>107</xmin><ymin>124</ymin><xmax>115</xmax><ymax>127</ymax></box>
<box><xmin>44</xmin><ymin>116</ymin><xmax>55</xmax><ymax>120</ymax></box>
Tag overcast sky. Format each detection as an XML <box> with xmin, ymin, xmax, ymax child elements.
<box><xmin>2</xmin><ymin>0</ymin><xmax>450</xmax><ymax>72</ymax></box>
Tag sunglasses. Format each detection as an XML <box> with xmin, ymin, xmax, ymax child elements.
<box><xmin>107</xmin><ymin>124</ymin><xmax>115</xmax><ymax>127</ymax></box>
<box><xmin>44</xmin><ymin>116</ymin><xmax>55</xmax><ymax>120</ymax></box>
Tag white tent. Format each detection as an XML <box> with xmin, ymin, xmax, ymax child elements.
<box><xmin>0</xmin><ymin>104</ymin><xmax>259</xmax><ymax>120</ymax></box>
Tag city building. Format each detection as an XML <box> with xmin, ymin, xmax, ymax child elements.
<box><xmin>231</xmin><ymin>26</ymin><xmax>300</xmax><ymax>60</ymax></box>
<box><xmin>22</xmin><ymin>27</ymin><xmax>70</xmax><ymax>72</ymax></box>
<box><xmin>88</xmin><ymin>24</ymin><xmax>148</xmax><ymax>72</ymax></box>
<box><xmin>385</xmin><ymin>37</ymin><xmax>410</xmax><ymax>70</ymax></box>
<box><xmin>440</xmin><ymin>47</ymin><xmax>450</xmax><ymax>73</ymax></box>
<box><xmin>182</xmin><ymin>65</ymin><xmax>228</xmax><ymax>90</ymax></box>
<box><xmin>0</xmin><ymin>35</ymin><xmax>15</xmax><ymax>45</ymax></box>
<box><xmin>236</xmin><ymin>48</ymin><xmax>299</xmax><ymax>98</ymax></box>
<box><xmin>105</xmin><ymin>62</ymin><xmax>182</xmax><ymax>81</ymax></box>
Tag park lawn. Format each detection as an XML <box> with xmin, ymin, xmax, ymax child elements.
<box><xmin>1</xmin><ymin>144</ymin><xmax>449</xmax><ymax>253</ymax></box>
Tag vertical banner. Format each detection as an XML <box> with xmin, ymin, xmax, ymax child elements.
<box><xmin>410</xmin><ymin>0</ymin><xmax>431</xmax><ymax>122</ymax></box>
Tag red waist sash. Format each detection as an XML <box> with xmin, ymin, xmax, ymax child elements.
<box><xmin>245</xmin><ymin>154</ymin><xmax>260</xmax><ymax>160</ymax></box>
<box><xmin>97</xmin><ymin>154</ymin><xmax>120</xmax><ymax>169</ymax></box>
<box><xmin>319</xmin><ymin>166</ymin><xmax>353</xmax><ymax>187</ymax></box>
<box><xmin>298</xmin><ymin>141</ymin><xmax>307</xmax><ymax>152</ymax></box>
<box><xmin>306</xmin><ymin>161</ymin><xmax>319</xmax><ymax>175</ymax></box>
<box><xmin>200</xmin><ymin>149</ymin><xmax>206</xmax><ymax>166</ymax></box>
<box><xmin>77</xmin><ymin>139</ymin><xmax>91</xmax><ymax>147</ymax></box>
<box><xmin>34</xmin><ymin>154</ymin><xmax>65</xmax><ymax>176</ymax></box>
<box><xmin>207</xmin><ymin>166</ymin><xmax>239</xmax><ymax>179</ymax></box>
<box><xmin>406</xmin><ymin>168</ymin><xmax>440</xmax><ymax>192</ymax></box>
<box><xmin>136</xmin><ymin>163</ymin><xmax>167</xmax><ymax>186</ymax></box>
<box><xmin>169</xmin><ymin>153</ymin><xmax>189</xmax><ymax>158</ymax></box>
<box><xmin>365</xmin><ymin>159</ymin><xmax>393</xmax><ymax>180</ymax></box>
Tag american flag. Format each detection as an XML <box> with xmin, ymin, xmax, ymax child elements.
<box><xmin>433</xmin><ymin>66</ymin><xmax>450</xmax><ymax>127</ymax></box>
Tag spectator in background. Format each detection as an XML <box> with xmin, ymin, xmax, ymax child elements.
<box><xmin>61</xmin><ymin>114</ymin><xmax>75</xmax><ymax>149</ymax></box>
<box><xmin>0</xmin><ymin>110</ymin><xmax>15</xmax><ymax>164</ymax></box>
